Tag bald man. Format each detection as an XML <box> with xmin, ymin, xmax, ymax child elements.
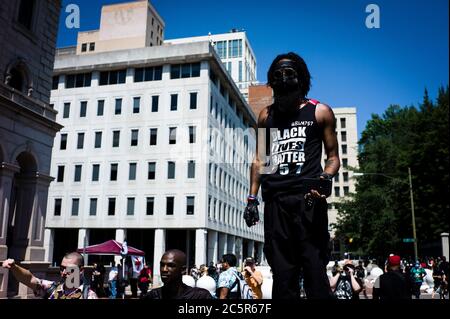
<box><xmin>2</xmin><ymin>252</ymin><xmax>97</xmax><ymax>299</ymax></box>
<box><xmin>142</xmin><ymin>249</ymin><xmax>212</xmax><ymax>299</ymax></box>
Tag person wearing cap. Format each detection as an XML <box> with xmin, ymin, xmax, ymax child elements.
<box><xmin>372</xmin><ymin>255</ymin><xmax>411</xmax><ymax>300</ymax></box>
<box><xmin>242</xmin><ymin>257</ymin><xmax>263</xmax><ymax>299</ymax></box>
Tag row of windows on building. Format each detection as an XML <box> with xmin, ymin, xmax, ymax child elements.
<box><xmin>52</xmin><ymin>63</ymin><xmax>201</xmax><ymax>90</ymax></box>
<box><xmin>214</xmin><ymin>39</ymin><xmax>243</xmax><ymax>59</ymax></box>
<box><xmin>209</xmin><ymin>164</ymin><xmax>249</xmax><ymax>201</ymax></box>
<box><xmin>59</xmin><ymin>126</ymin><xmax>197</xmax><ymax>150</ymax></box>
<box><xmin>55</xmin><ymin>160</ymin><xmax>197</xmax><ymax>183</ymax></box>
<box><xmin>53</xmin><ymin>195</ymin><xmax>195</xmax><ymax>217</ymax></box>
<box><xmin>57</xmin><ymin>93</ymin><xmax>198</xmax><ymax>120</ymax></box>
<box><xmin>207</xmin><ymin>196</ymin><xmax>256</xmax><ymax>230</ymax></box>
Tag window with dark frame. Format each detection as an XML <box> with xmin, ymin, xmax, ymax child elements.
<box><xmin>127</xmin><ymin>197</ymin><xmax>135</xmax><ymax>216</ymax></box>
<box><xmin>131</xmin><ymin>129</ymin><xmax>139</xmax><ymax>146</ymax></box>
<box><xmin>94</xmin><ymin>132</ymin><xmax>102</xmax><ymax>148</ymax></box>
<box><xmin>57</xmin><ymin>166</ymin><xmax>65</xmax><ymax>182</ymax></box>
<box><xmin>189</xmin><ymin>92</ymin><xmax>198</xmax><ymax>109</ymax></box>
<box><xmin>89</xmin><ymin>198</ymin><xmax>97</xmax><ymax>216</ymax></box>
<box><xmin>77</xmin><ymin>133</ymin><xmax>84</xmax><ymax>149</ymax></box>
<box><xmin>63</xmin><ymin>103</ymin><xmax>70</xmax><ymax>118</ymax></box>
<box><xmin>115</xmin><ymin>98</ymin><xmax>122</xmax><ymax>115</ymax></box>
<box><xmin>60</xmin><ymin>134</ymin><xmax>67</xmax><ymax>150</ymax></box>
<box><xmin>166</xmin><ymin>197</ymin><xmax>174</xmax><ymax>215</ymax></box>
<box><xmin>146</xmin><ymin>197</ymin><xmax>154</xmax><ymax>215</ymax></box>
<box><xmin>151</xmin><ymin>95</ymin><xmax>159</xmax><ymax>112</ymax></box>
<box><xmin>189</xmin><ymin>126</ymin><xmax>196</xmax><ymax>143</ymax></box>
<box><xmin>92</xmin><ymin>164</ymin><xmax>100</xmax><ymax>182</ymax></box>
<box><xmin>112</xmin><ymin>130</ymin><xmax>120</xmax><ymax>147</ymax></box>
<box><xmin>129</xmin><ymin>163</ymin><xmax>137</xmax><ymax>180</ymax></box>
<box><xmin>169</xmin><ymin>127</ymin><xmax>177</xmax><ymax>144</ymax></box>
<box><xmin>150</xmin><ymin>128</ymin><xmax>157</xmax><ymax>145</ymax></box>
<box><xmin>170</xmin><ymin>94</ymin><xmax>178</xmax><ymax>111</ymax></box>
<box><xmin>188</xmin><ymin>160</ymin><xmax>195</xmax><ymax>178</ymax></box>
<box><xmin>110</xmin><ymin>163</ymin><xmax>118</xmax><ymax>181</ymax></box>
<box><xmin>80</xmin><ymin>101</ymin><xmax>87</xmax><ymax>117</ymax></box>
<box><xmin>186</xmin><ymin>196</ymin><xmax>195</xmax><ymax>215</ymax></box>
<box><xmin>52</xmin><ymin>76</ymin><xmax>59</xmax><ymax>90</ymax></box>
<box><xmin>168</xmin><ymin>161</ymin><xmax>175</xmax><ymax>179</ymax></box>
<box><xmin>71</xmin><ymin>198</ymin><xmax>79</xmax><ymax>216</ymax></box>
<box><xmin>133</xmin><ymin>97</ymin><xmax>140</xmax><ymax>113</ymax></box>
<box><xmin>81</xmin><ymin>43</ymin><xmax>87</xmax><ymax>52</ymax></box>
<box><xmin>54</xmin><ymin>198</ymin><xmax>62</xmax><ymax>216</ymax></box>
<box><xmin>97</xmin><ymin>100</ymin><xmax>104</xmax><ymax>116</ymax></box>
<box><xmin>74</xmin><ymin>165</ymin><xmax>82</xmax><ymax>182</ymax></box>
<box><xmin>17</xmin><ymin>0</ymin><xmax>35</xmax><ymax>30</ymax></box>
<box><xmin>108</xmin><ymin>198</ymin><xmax>116</xmax><ymax>216</ymax></box>
<box><xmin>148</xmin><ymin>162</ymin><xmax>156</xmax><ymax>180</ymax></box>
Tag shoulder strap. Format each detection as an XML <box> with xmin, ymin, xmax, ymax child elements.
<box><xmin>308</xmin><ymin>98</ymin><xmax>319</xmax><ymax>106</ymax></box>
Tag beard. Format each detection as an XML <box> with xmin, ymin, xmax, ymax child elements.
<box><xmin>273</xmin><ymin>89</ymin><xmax>304</xmax><ymax>115</ymax></box>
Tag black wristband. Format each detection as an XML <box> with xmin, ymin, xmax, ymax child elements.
<box><xmin>320</xmin><ymin>172</ymin><xmax>334</xmax><ymax>180</ymax></box>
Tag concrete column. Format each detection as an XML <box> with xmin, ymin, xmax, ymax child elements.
<box><xmin>43</xmin><ymin>228</ymin><xmax>54</xmax><ymax>264</ymax></box>
<box><xmin>218</xmin><ymin>232</ymin><xmax>227</xmax><ymax>258</ymax></box>
<box><xmin>247</xmin><ymin>240</ymin><xmax>255</xmax><ymax>259</ymax></box>
<box><xmin>207</xmin><ymin>230</ymin><xmax>218</xmax><ymax>264</ymax></box>
<box><xmin>26</xmin><ymin>173</ymin><xmax>53</xmax><ymax>262</ymax></box>
<box><xmin>0</xmin><ymin>163</ymin><xmax>19</xmax><ymax>255</ymax></box>
<box><xmin>0</xmin><ymin>163</ymin><xmax>19</xmax><ymax>298</ymax></box>
<box><xmin>78</xmin><ymin>229</ymin><xmax>89</xmax><ymax>265</ymax></box>
<box><xmin>114</xmin><ymin>229</ymin><xmax>126</xmax><ymax>265</ymax></box>
<box><xmin>257</xmin><ymin>242</ymin><xmax>264</xmax><ymax>265</ymax></box>
<box><xmin>227</xmin><ymin>235</ymin><xmax>235</xmax><ymax>254</ymax></box>
<box><xmin>441</xmin><ymin>233</ymin><xmax>449</xmax><ymax>260</ymax></box>
<box><xmin>153</xmin><ymin>229</ymin><xmax>166</xmax><ymax>286</ymax></box>
<box><xmin>195</xmin><ymin>229</ymin><xmax>207</xmax><ymax>267</ymax></box>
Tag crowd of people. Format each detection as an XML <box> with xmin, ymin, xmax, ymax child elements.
<box><xmin>328</xmin><ymin>255</ymin><xmax>449</xmax><ymax>300</ymax></box>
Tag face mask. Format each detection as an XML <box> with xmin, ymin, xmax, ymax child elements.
<box><xmin>271</xmin><ymin>60</ymin><xmax>301</xmax><ymax>96</ymax></box>
<box><xmin>270</xmin><ymin>60</ymin><xmax>303</xmax><ymax>114</ymax></box>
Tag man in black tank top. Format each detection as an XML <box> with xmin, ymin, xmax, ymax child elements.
<box><xmin>245</xmin><ymin>52</ymin><xmax>340</xmax><ymax>299</ymax></box>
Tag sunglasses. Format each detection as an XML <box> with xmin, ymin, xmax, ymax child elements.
<box><xmin>60</xmin><ymin>265</ymin><xmax>80</xmax><ymax>272</ymax></box>
<box><xmin>273</xmin><ymin>67</ymin><xmax>297</xmax><ymax>80</ymax></box>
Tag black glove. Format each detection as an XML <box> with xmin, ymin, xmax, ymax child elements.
<box><xmin>244</xmin><ymin>197</ymin><xmax>260</xmax><ymax>227</ymax></box>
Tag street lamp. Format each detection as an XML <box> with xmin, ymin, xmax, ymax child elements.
<box><xmin>353</xmin><ymin>167</ymin><xmax>418</xmax><ymax>261</ymax></box>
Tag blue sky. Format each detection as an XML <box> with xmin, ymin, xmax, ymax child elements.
<box><xmin>57</xmin><ymin>0</ymin><xmax>449</xmax><ymax>138</ymax></box>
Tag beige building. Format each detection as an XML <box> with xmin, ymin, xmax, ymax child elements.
<box><xmin>75</xmin><ymin>0</ymin><xmax>165</xmax><ymax>55</ymax></box>
<box><xmin>0</xmin><ymin>0</ymin><xmax>62</xmax><ymax>298</ymax></box>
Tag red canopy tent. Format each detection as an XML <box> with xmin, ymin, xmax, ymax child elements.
<box><xmin>77</xmin><ymin>239</ymin><xmax>145</xmax><ymax>256</ymax></box>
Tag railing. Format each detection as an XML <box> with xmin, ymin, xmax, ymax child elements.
<box><xmin>0</xmin><ymin>82</ymin><xmax>57</xmax><ymax>121</ymax></box>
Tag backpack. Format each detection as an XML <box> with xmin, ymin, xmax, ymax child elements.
<box><xmin>230</xmin><ymin>271</ymin><xmax>253</xmax><ymax>300</ymax></box>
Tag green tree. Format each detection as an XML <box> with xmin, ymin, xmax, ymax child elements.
<box><xmin>335</xmin><ymin>87</ymin><xmax>449</xmax><ymax>258</ymax></box>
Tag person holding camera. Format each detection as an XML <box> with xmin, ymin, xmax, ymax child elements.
<box><xmin>329</xmin><ymin>260</ymin><xmax>361</xmax><ymax>299</ymax></box>
<box><xmin>242</xmin><ymin>257</ymin><xmax>263</xmax><ymax>299</ymax></box>
<box><xmin>1</xmin><ymin>252</ymin><xmax>97</xmax><ymax>299</ymax></box>
<box><xmin>245</xmin><ymin>52</ymin><xmax>340</xmax><ymax>299</ymax></box>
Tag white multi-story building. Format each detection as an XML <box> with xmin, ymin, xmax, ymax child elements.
<box><xmin>165</xmin><ymin>30</ymin><xmax>257</xmax><ymax>101</ymax></box>
<box><xmin>45</xmin><ymin>2</ymin><xmax>264</xmax><ymax>283</ymax></box>
<box><xmin>326</xmin><ymin>108</ymin><xmax>358</xmax><ymax>239</ymax></box>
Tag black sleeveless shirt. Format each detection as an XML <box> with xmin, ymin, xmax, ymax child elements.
<box><xmin>260</xmin><ymin>99</ymin><xmax>324</xmax><ymax>201</ymax></box>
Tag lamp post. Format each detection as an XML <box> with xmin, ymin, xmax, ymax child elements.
<box><xmin>353</xmin><ymin>167</ymin><xmax>418</xmax><ymax>261</ymax></box>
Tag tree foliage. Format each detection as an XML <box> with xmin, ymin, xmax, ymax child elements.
<box><xmin>335</xmin><ymin>87</ymin><xmax>449</xmax><ymax>258</ymax></box>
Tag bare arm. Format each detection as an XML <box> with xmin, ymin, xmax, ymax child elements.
<box><xmin>218</xmin><ymin>287</ymin><xmax>229</xmax><ymax>299</ymax></box>
<box><xmin>2</xmin><ymin>259</ymin><xmax>40</xmax><ymax>290</ymax></box>
<box><xmin>329</xmin><ymin>272</ymin><xmax>340</xmax><ymax>289</ymax></box>
<box><xmin>349</xmin><ymin>272</ymin><xmax>361</xmax><ymax>292</ymax></box>
<box><xmin>249</xmin><ymin>107</ymin><xmax>269</xmax><ymax>196</ymax></box>
<box><xmin>316</xmin><ymin>103</ymin><xmax>340</xmax><ymax>176</ymax></box>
